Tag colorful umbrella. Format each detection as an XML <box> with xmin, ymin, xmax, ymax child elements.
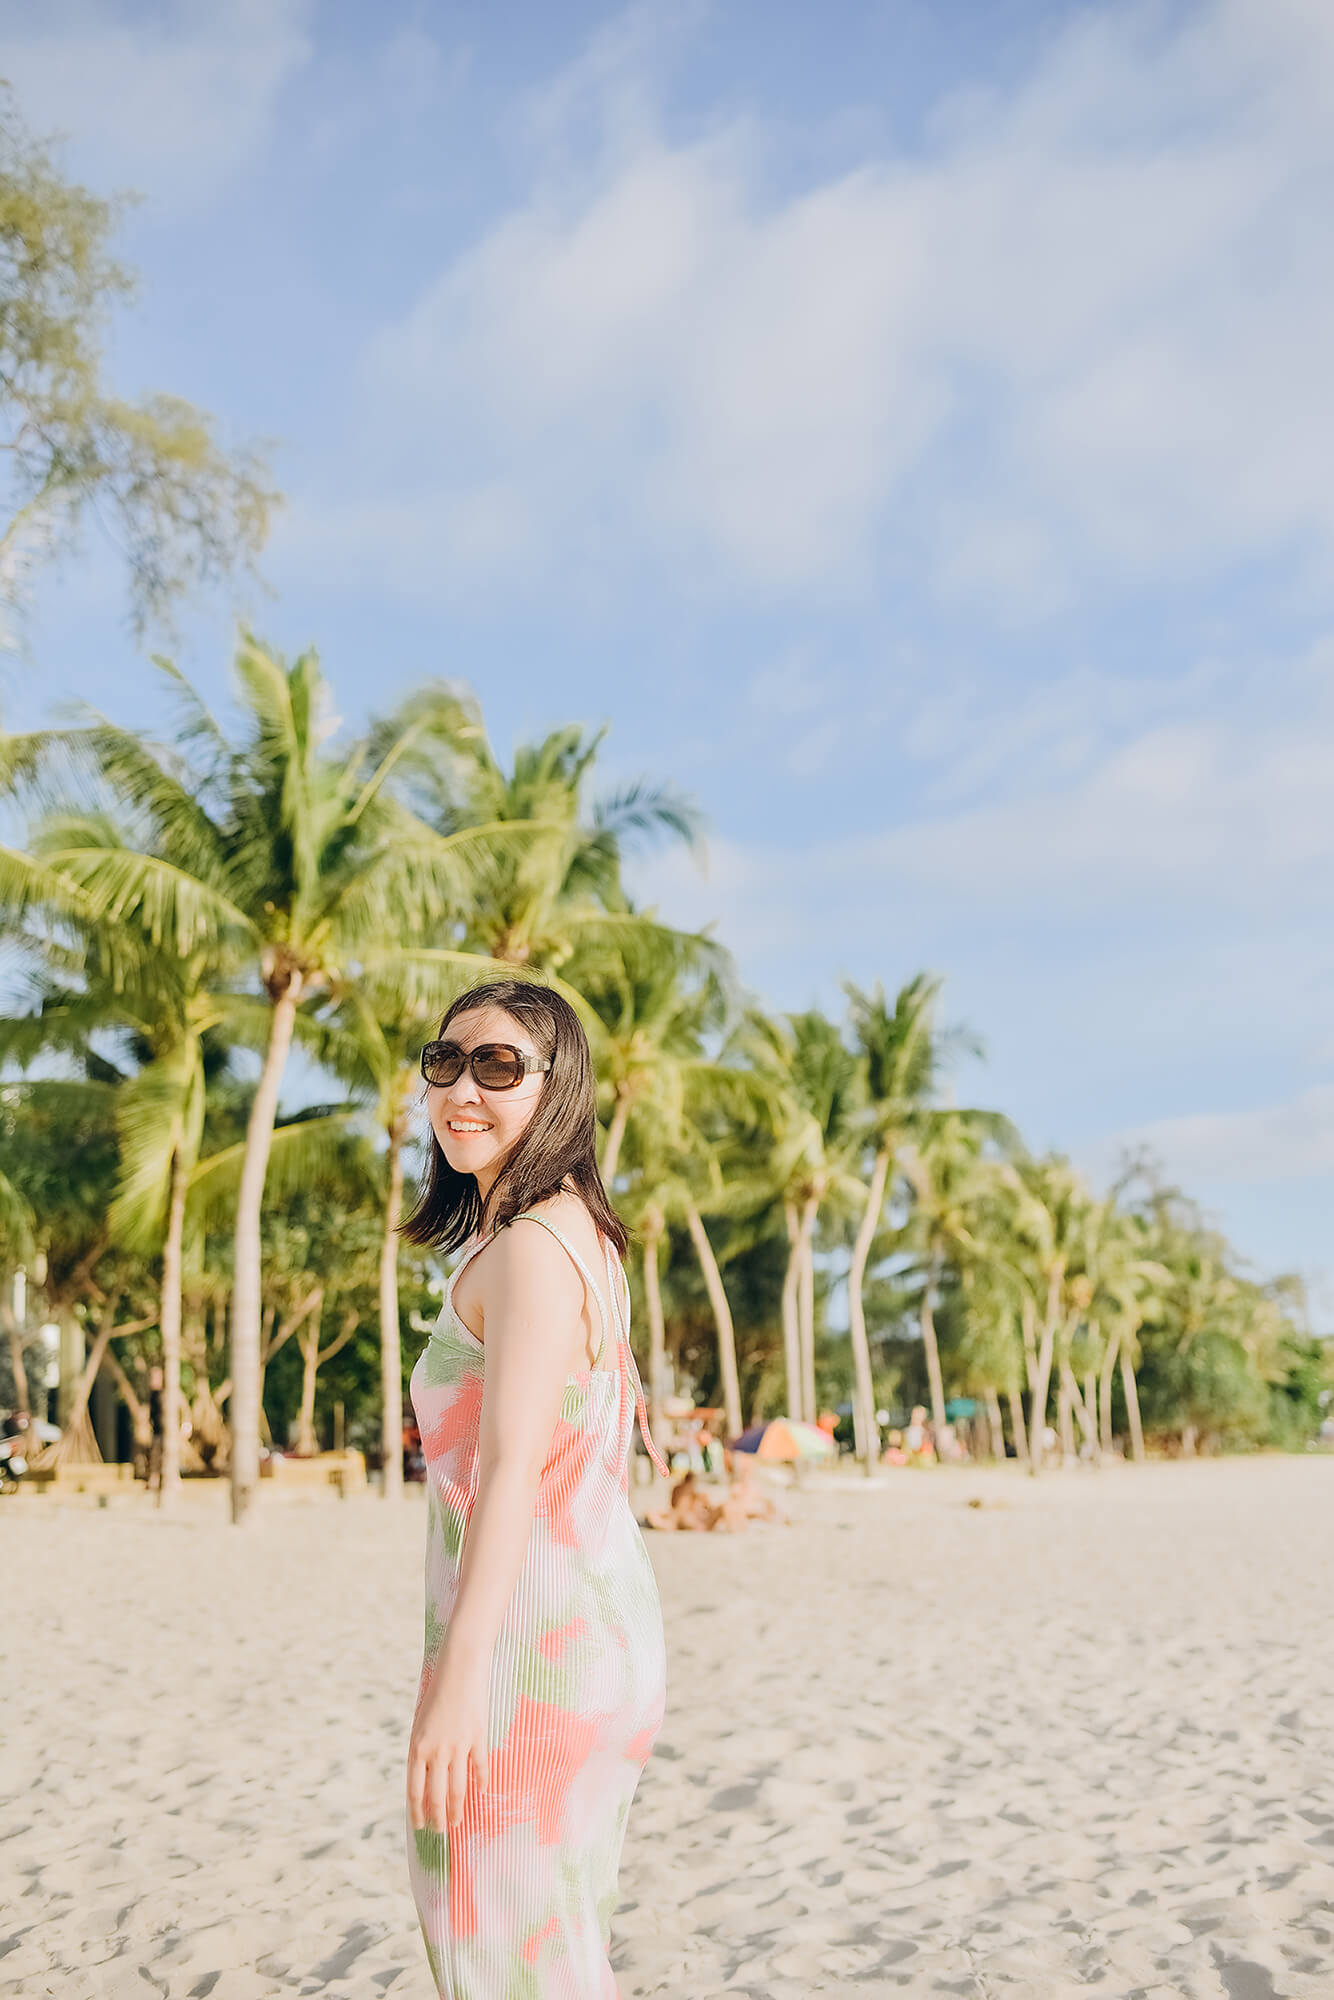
<box><xmin>727</xmin><ymin>1417</ymin><xmax>837</xmax><ymax>1461</ymax></box>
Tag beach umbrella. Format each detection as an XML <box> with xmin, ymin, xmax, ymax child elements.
<box><xmin>726</xmin><ymin>1417</ymin><xmax>837</xmax><ymax>1461</ymax></box>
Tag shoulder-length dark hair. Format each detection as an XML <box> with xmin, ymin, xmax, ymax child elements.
<box><xmin>398</xmin><ymin>976</ymin><xmax>628</xmax><ymax>1258</ymax></box>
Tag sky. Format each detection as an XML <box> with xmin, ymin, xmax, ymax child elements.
<box><xmin>2</xmin><ymin>0</ymin><xmax>1332</xmax><ymax>1318</ymax></box>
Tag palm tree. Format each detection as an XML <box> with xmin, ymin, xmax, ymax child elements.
<box><xmin>0</xmin><ymin>812</ymin><xmax>282</xmax><ymax>1503</ymax></box>
<box><xmin>321</xmin><ymin>993</ymin><xmax>421</xmax><ymax>1503</ymax></box>
<box><xmin>309</xmin><ymin>953</ymin><xmax>522</xmax><ymax>1501</ymax></box>
<box><xmin>22</xmin><ymin>643</ymin><xmax>527</xmax><ymax>1521</ymax></box>
<box><xmin>680</xmin><ymin>1192</ymin><xmax>744</xmax><ymax>1443</ymax></box>
<box><xmin>579</xmin><ymin>938</ymin><xmax>763</xmax><ymax>1444</ymax></box>
<box><xmin>1007</xmin><ymin>1155</ymin><xmax>1094</xmax><ymax>1475</ymax></box>
<box><xmin>958</xmin><ymin>1253</ymin><xmax>1031</xmax><ymax>1462</ymax></box>
<box><xmin>582</xmin><ymin>931</ymin><xmax>732</xmax><ymax>1187</ymax></box>
<box><xmin>732</xmin><ymin>1007</ymin><xmax>866</xmax><ymax>1425</ymax></box>
<box><xmin>397</xmin><ymin>709</ymin><xmax>721</xmax><ymax>1044</ymax></box>
<box><xmin>439</xmin><ymin>720</ymin><xmax>707</xmax><ymax>974</ymax></box>
<box><xmin>0</xmin><ymin>1076</ymin><xmax>154</xmax><ymax>1461</ymax></box>
<box><xmin>842</xmin><ymin>977</ymin><xmax>969</xmax><ymax>1468</ymax></box>
<box><xmin>901</xmin><ymin>1111</ymin><xmax>1013</xmax><ymax>1440</ymax></box>
<box><xmin>622</xmin><ymin>1081</ymin><xmax>752</xmax><ymax>1444</ymax></box>
<box><xmin>253</xmin><ymin>1163</ymin><xmax>380</xmax><ymax>1454</ymax></box>
<box><xmin>781</xmin><ymin>1012</ymin><xmax>863</xmax><ymax>1425</ymax></box>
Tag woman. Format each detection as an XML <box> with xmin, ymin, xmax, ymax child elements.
<box><xmin>402</xmin><ymin>977</ymin><xmax>670</xmax><ymax>1998</ymax></box>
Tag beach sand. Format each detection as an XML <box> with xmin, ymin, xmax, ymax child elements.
<box><xmin>3</xmin><ymin>1454</ymin><xmax>1332</xmax><ymax>1998</ymax></box>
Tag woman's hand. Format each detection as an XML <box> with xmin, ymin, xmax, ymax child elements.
<box><xmin>406</xmin><ymin>1647</ymin><xmax>491</xmax><ymax>1833</ymax></box>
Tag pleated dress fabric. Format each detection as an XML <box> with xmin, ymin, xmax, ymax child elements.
<box><xmin>407</xmin><ymin>1211</ymin><xmax>671</xmax><ymax>1999</ymax></box>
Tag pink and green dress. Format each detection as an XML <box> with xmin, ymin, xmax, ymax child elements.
<box><xmin>406</xmin><ymin>1211</ymin><xmax>670</xmax><ymax>1998</ymax></box>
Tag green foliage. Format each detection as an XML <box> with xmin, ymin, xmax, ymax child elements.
<box><xmin>0</xmin><ymin>84</ymin><xmax>276</xmax><ymax>631</ymax></box>
<box><xmin>0</xmin><ymin>642</ymin><xmax>1326</xmax><ymax>1464</ymax></box>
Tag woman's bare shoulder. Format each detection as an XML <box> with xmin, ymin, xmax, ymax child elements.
<box><xmin>513</xmin><ymin>1187</ymin><xmax>602</xmax><ymax>1256</ymax></box>
<box><xmin>480</xmin><ymin>1203</ymin><xmax>584</xmax><ymax>1300</ymax></box>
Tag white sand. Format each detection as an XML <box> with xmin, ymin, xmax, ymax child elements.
<box><xmin>3</xmin><ymin>1455</ymin><xmax>1333</xmax><ymax>1998</ymax></box>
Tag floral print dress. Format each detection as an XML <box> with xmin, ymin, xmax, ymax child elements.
<box><xmin>406</xmin><ymin>1211</ymin><xmax>670</xmax><ymax>1998</ymax></box>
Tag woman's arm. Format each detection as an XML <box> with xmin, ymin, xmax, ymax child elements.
<box><xmin>444</xmin><ymin>1220</ymin><xmax>585</xmax><ymax>1663</ymax></box>
<box><xmin>407</xmin><ymin>1219</ymin><xmax>586</xmax><ymax>1834</ymax></box>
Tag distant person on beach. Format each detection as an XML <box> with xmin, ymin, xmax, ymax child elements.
<box><xmin>906</xmin><ymin>1405</ymin><xmax>935</xmax><ymax>1464</ymax></box>
<box><xmin>645</xmin><ymin>1464</ymin><xmax>782</xmax><ymax>1532</ymax></box>
<box><xmin>400</xmin><ymin>979</ymin><xmax>671</xmax><ymax>1997</ymax></box>
<box><xmin>645</xmin><ymin>1468</ymin><xmax>722</xmax><ymax>1530</ymax></box>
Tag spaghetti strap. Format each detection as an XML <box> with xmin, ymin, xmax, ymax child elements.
<box><xmin>477</xmin><ymin>1209</ymin><xmax>671</xmax><ymax>1476</ymax></box>
<box><xmin>508</xmin><ymin>1210</ymin><xmax>611</xmax><ymax>1367</ymax></box>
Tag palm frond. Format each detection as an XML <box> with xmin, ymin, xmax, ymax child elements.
<box><xmin>592</xmin><ymin>779</ymin><xmax>707</xmax><ymax>853</ymax></box>
<box><xmin>108</xmin><ymin>1048</ymin><xmax>204</xmax><ymax>1251</ymax></box>
<box><xmin>150</xmin><ymin>657</ymin><xmax>232</xmax><ymax>773</ymax></box>
<box><xmin>0</xmin><ymin>842</ymin><xmax>101</xmax><ymax>927</ymax></box>
<box><xmin>388</xmin><ymin>948</ymin><xmax>605</xmax><ymax>1042</ymax></box>
<box><xmin>34</xmin><ymin>843</ymin><xmax>255</xmax><ymax>956</ymax></box>
<box><xmin>74</xmin><ymin>718</ymin><xmax>229</xmax><ymax>881</ymax></box>
<box><xmin>186</xmin><ymin>1109</ymin><xmax>360</xmax><ymax>1219</ymax></box>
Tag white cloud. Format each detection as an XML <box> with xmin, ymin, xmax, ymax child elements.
<box><xmin>332</xmin><ymin>0</ymin><xmax>1334</xmax><ymax>610</ymax></box>
<box><xmin>900</xmin><ymin>659</ymin><xmax>1228</xmax><ymax>807</ymax></box>
<box><xmin>1101</xmin><ymin>1085</ymin><xmax>1334</xmax><ymax>1187</ymax></box>
<box><xmin>0</xmin><ymin>0</ymin><xmax>313</xmax><ymax>210</ymax></box>
<box><xmin>631</xmin><ymin>645</ymin><xmax>1334</xmax><ymax>962</ymax></box>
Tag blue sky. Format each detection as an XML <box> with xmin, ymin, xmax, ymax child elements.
<box><xmin>2</xmin><ymin>0</ymin><xmax>1332</xmax><ymax>1316</ymax></box>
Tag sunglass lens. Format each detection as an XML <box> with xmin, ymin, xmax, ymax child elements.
<box><xmin>422</xmin><ymin>1043</ymin><xmax>464</xmax><ymax>1085</ymax></box>
<box><xmin>473</xmin><ymin>1045</ymin><xmax>524</xmax><ymax>1088</ymax></box>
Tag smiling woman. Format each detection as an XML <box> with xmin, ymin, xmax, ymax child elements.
<box><xmin>399</xmin><ymin>977</ymin><xmax>669</xmax><ymax>1999</ymax></box>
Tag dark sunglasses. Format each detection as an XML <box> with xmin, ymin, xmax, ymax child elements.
<box><xmin>420</xmin><ymin>1038</ymin><xmax>552</xmax><ymax>1092</ymax></box>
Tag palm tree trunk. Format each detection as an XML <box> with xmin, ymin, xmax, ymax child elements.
<box><xmin>230</xmin><ymin>975</ymin><xmax>302</xmax><ymax>1524</ymax></box>
<box><xmin>297</xmin><ymin>1299</ymin><xmax>323</xmax><ymax>1457</ymax></box>
<box><xmin>1098</xmin><ymin>1326</ymin><xmax>1120</xmax><ymax>1454</ymax></box>
<box><xmin>641</xmin><ymin>1211</ymin><xmax>667</xmax><ymax>1444</ymax></box>
<box><xmin>984</xmin><ymin>1385</ymin><xmax>1005</xmax><ymax>1461</ymax></box>
<box><xmin>846</xmin><ymin>1146</ymin><xmax>889</xmax><ymax>1472</ymax></box>
<box><xmin>798</xmin><ymin>1196</ymin><xmax>818</xmax><ymax>1425</ymax></box>
<box><xmin>1020</xmin><ymin>1295</ymin><xmax>1039</xmax><ymax>1394</ymax></box>
<box><xmin>56</xmin><ymin>1307</ymin><xmax>84</xmax><ymax>1430</ymax></box>
<box><xmin>61</xmin><ymin>1317</ymin><xmax>115</xmax><ymax>1461</ymax></box>
<box><xmin>379</xmin><ymin>1121</ymin><xmax>405</xmax><ymax>1501</ymax></box>
<box><xmin>1026</xmin><ymin>1263</ymin><xmax>1063</xmax><ymax>1476</ymax></box>
<box><xmin>781</xmin><ymin>1202</ymin><xmax>803</xmax><ymax>1425</ymax></box>
<box><xmin>1057</xmin><ymin>1367</ymin><xmax>1075</xmax><ymax>1462</ymax></box>
<box><xmin>1061</xmin><ymin>1360</ymin><xmax>1096</xmax><ymax>1457</ymax></box>
<box><xmin>1083</xmin><ymin>1367</ymin><xmax>1099</xmax><ymax>1461</ymax></box>
<box><xmin>158</xmin><ymin>1144</ymin><xmax>188</xmax><ymax>1509</ymax></box>
<box><xmin>601</xmin><ymin>1092</ymin><xmax>631</xmax><ymax>1185</ymax></box>
<box><xmin>1120</xmin><ymin>1348</ymin><xmax>1145</xmax><ymax>1463</ymax></box>
<box><xmin>1007</xmin><ymin>1384</ymin><xmax>1030</xmax><ymax>1464</ymax></box>
<box><xmin>682</xmin><ymin>1200</ymin><xmax>742</xmax><ymax>1442</ymax></box>
<box><xmin>40</xmin><ymin>1308</ymin><xmax>155</xmax><ymax>1466</ymax></box>
<box><xmin>920</xmin><ymin>1256</ymin><xmax>947</xmax><ymax>1437</ymax></box>
<box><xmin>183</xmin><ymin>1226</ymin><xmax>206</xmax><ymax>1367</ymax></box>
